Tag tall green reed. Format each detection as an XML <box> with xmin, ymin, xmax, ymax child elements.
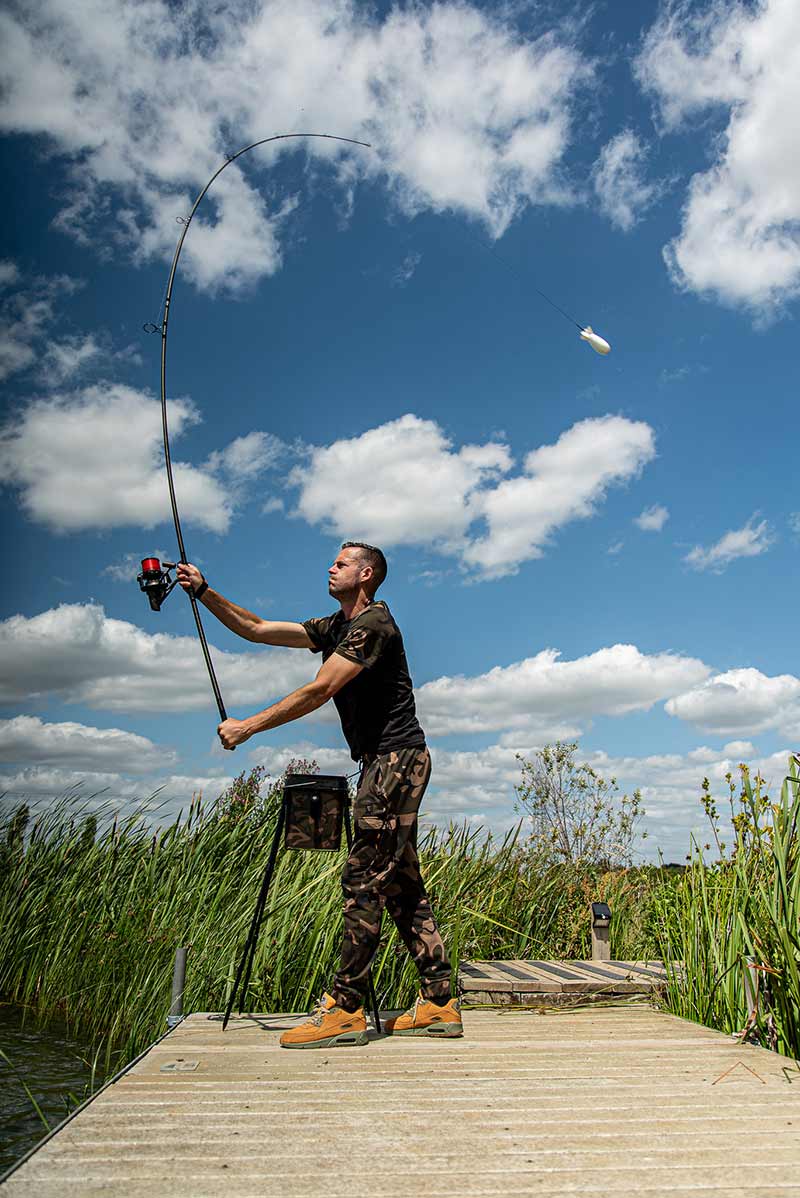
<box><xmin>0</xmin><ymin>766</ymin><xmax>662</xmax><ymax>1068</ymax></box>
<box><xmin>656</xmin><ymin>755</ymin><xmax>800</xmax><ymax>1059</ymax></box>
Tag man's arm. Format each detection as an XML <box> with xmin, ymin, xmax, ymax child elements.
<box><xmin>176</xmin><ymin>562</ymin><xmax>312</xmax><ymax>648</ymax></box>
<box><xmin>217</xmin><ymin>652</ymin><xmax>363</xmax><ymax>749</ymax></box>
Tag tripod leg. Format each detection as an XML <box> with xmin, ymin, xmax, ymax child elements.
<box><xmin>222</xmin><ymin>798</ymin><xmax>286</xmax><ymax>1031</ymax></box>
<box><xmin>344</xmin><ymin>802</ymin><xmax>382</xmax><ymax>1036</ymax></box>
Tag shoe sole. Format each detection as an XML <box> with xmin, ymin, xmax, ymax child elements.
<box><xmin>389</xmin><ymin>1023</ymin><xmax>463</xmax><ymax>1037</ymax></box>
<box><xmin>281</xmin><ymin>1030</ymin><xmax>368</xmax><ymax>1050</ymax></box>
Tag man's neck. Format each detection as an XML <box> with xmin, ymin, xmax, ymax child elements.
<box><xmin>339</xmin><ymin>591</ymin><xmax>373</xmax><ymax>621</ymax></box>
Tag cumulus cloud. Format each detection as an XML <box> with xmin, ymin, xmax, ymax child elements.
<box><xmin>291</xmin><ymin>412</ymin><xmax>511</xmax><ymax>554</ymax></box>
<box><xmin>0</xmin><ymin>767</ymin><xmax>235</xmax><ymax>819</ymax></box>
<box><xmin>634</xmin><ymin>504</ymin><xmax>669</xmax><ymax>531</ymax></box>
<box><xmin>248</xmin><ymin>741</ymin><xmax>354</xmax><ymax>779</ymax></box>
<box><xmin>462</xmin><ymin>414</ymin><xmax>656</xmax><ymax>577</ymax></box>
<box><xmin>0</xmin><ymin>386</ymin><xmax>285</xmax><ymax>533</ymax></box>
<box><xmin>0</xmin><ymin>268</ymin><xmax>82</xmax><ymax>382</ymax></box>
<box><xmin>417</xmin><ymin>643</ymin><xmax>710</xmax><ymax>738</ymax></box>
<box><xmin>665</xmin><ymin>667</ymin><xmax>800</xmax><ymax>736</ymax></box>
<box><xmin>0</xmin><ymin>263</ymin><xmax>143</xmax><ymax>388</ymax></box>
<box><xmin>684</xmin><ymin>515</ymin><xmax>775</xmax><ymax>572</ymax></box>
<box><xmin>0</xmin><ymin>0</ymin><xmax>592</xmax><ymax>293</ymax></box>
<box><xmin>0</xmin><ymin>603</ymin><xmax>316</xmax><ymax>712</ymax></box>
<box><xmin>637</xmin><ymin>0</ymin><xmax>800</xmax><ymax>314</ymax></box>
<box><xmin>291</xmin><ymin>412</ymin><xmax>656</xmax><ymax>578</ymax></box>
<box><xmin>206</xmin><ymin>431</ymin><xmax>285</xmax><ymax>480</ymax></box>
<box><xmin>0</xmin><ymin>715</ymin><xmax>176</xmax><ymax>771</ymax></box>
<box><xmin>591</xmin><ymin>130</ymin><xmax>665</xmax><ymax>231</ymax></box>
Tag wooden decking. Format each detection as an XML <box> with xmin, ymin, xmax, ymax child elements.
<box><xmin>4</xmin><ymin>1005</ymin><xmax>800</xmax><ymax>1196</ymax></box>
<box><xmin>460</xmin><ymin>959</ymin><xmax>670</xmax><ymax>1003</ymax></box>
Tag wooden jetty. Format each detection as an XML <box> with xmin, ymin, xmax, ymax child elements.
<box><xmin>459</xmin><ymin>958</ymin><xmax>670</xmax><ymax>1004</ymax></box>
<box><xmin>4</xmin><ymin>1003</ymin><xmax>800</xmax><ymax>1196</ymax></box>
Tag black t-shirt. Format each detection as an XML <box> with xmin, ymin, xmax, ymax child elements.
<box><xmin>303</xmin><ymin>600</ymin><xmax>426</xmax><ymax>762</ymax></box>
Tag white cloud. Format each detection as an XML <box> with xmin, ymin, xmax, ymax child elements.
<box><xmin>38</xmin><ymin>333</ymin><xmax>102</xmax><ymax>386</ymax></box>
<box><xmin>0</xmin><ymin>260</ymin><xmax>19</xmax><ymax>288</ymax></box>
<box><xmin>0</xmin><ymin>768</ymin><xmax>235</xmax><ymax>819</ymax></box>
<box><xmin>241</xmin><ymin>736</ymin><xmax>796</xmax><ymax>861</ymax></box>
<box><xmin>584</xmin><ymin>744</ymin><xmax>793</xmax><ymax>860</ymax></box>
<box><xmin>0</xmin><ymin>385</ymin><xmax>283</xmax><ymax>533</ymax></box>
<box><xmin>206</xmin><ymin>431</ymin><xmax>285</xmax><ymax>481</ymax></box>
<box><xmin>0</xmin><ymin>263</ymin><xmax>145</xmax><ymax>386</ymax></box>
<box><xmin>247</xmin><ymin>741</ymin><xmax>355</xmax><ymax>779</ymax></box>
<box><xmin>634</xmin><ymin>504</ymin><xmax>669</xmax><ymax>531</ymax></box>
<box><xmin>462</xmin><ymin>414</ymin><xmax>656</xmax><ymax>577</ymax></box>
<box><xmin>391</xmin><ymin>252</ymin><xmax>422</xmax><ymax>287</ymax></box>
<box><xmin>591</xmin><ymin>130</ymin><xmax>664</xmax><ymax>232</ymax></box>
<box><xmin>0</xmin><ymin>268</ymin><xmax>82</xmax><ymax>382</ymax></box>
<box><xmin>637</xmin><ymin>0</ymin><xmax>800</xmax><ymax>314</ymax></box>
<box><xmin>0</xmin><ymin>1</ymin><xmax>592</xmax><ymax>293</ymax></box>
<box><xmin>0</xmin><ymin>715</ymin><xmax>176</xmax><ymax>771</ymax></box>
<box><xmin>684</xmin><ymin>515</ymin><xmax>775</xmax><ymax>572</ymax></box>
<box><xmin>0</xmin><ymin>603</ymin><xmax>316</xmax><ymax>712</ymax></box>
<box><xmin>665</xmin><ymin>667</ymin><xmax>800</xmax><ymax>736</ymax></box>
<box><xmin>291</xmin><ymin>412</ymin><xmax>511</xmax><ymax>558</ymax></box>
<box><xmin>291</xmin><ymin>412</ymin><xmax>656</xmax><ymax>579</ymax></box>
<box><xmin>417</xmin><ymin>643</ymin><xmax>710</xmax><ymax>738</ymax></box>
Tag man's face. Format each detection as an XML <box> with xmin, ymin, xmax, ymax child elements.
<box><xmin>328</xmin><ymin>548</ymin><xmax>368</xmax><ymax>600</ymax></box>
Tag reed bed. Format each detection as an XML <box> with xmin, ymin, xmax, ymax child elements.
<box><xmin>0</xmin><ymin>767</ymin><xmax>665</xmax><ymax>1069</ymax></box>
<box><xmin>3</xmin><ymin>755</ymin><xmax>796</xmax><ymax>1070</ymax></box>
<box><xmin>656</xmin><ymin>756</ymin><xmax>800</xmax><ymax>1059</ymax></box>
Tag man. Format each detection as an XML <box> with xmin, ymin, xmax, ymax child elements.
<box><xmin>176</xmin><ymin>542</ymin><xmax>461</xmax><ymax>1049</ymax></box>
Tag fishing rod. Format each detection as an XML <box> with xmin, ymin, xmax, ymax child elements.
<box><xmin>137</xmin><ymin>133</ymin><xmax>372</xmax><ymax>723</ymax></box>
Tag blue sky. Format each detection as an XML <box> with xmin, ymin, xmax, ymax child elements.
<box><xmin>1</xmin><ymin>0</ymin><xmax>798</xmax><ymax>862</ymax></box>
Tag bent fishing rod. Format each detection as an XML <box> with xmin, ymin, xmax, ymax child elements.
<box><xmin>136</xmin><ymin>132</ymin><xmax>372</xmax><ymax>725</ymax></box>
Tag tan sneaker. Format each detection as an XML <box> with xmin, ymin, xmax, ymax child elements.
<box><xmin>384</xmin><ymin>992</ymin><xmax>463</xmax><ymax>1037</ymax></box>
<box><xmin>280</xmin><ymin>993</ymin><xmax>368</xmax><ymax>1049</ymax></box>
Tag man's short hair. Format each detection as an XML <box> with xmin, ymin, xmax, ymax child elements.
<box><xmin>341</xmin><ymin>541</ymin><xmax>387</xmax><ymax>594</ymax></box>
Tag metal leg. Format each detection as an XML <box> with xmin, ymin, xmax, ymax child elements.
<box><xmin>222</xmin><ymin>798</ymin><xmax>287</xmax><ymax>1031</ymax></box>
<box><xmin>344</xmin><ymin>802</ymin><xmax>382</xmax><ymax>1036</ymax></box>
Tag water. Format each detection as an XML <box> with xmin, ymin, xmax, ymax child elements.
<box><xmin>0</xmin><ymin>1005</ymin><xmax>106</xmax><ymax>1177</ymax></box>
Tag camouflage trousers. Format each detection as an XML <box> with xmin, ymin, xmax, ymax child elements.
<box><xmin>332</xmin><ymin>745</ymin><xmax>452</xmax><ymax>1013</ymax></box>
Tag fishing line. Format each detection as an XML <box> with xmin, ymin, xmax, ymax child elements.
<box><xmin>460</xmin><ymin>221</ymin><xmax>584</xmax><ymax>330</ymax></box>
<box><xmin>142</xmin><ymin>133</ymin><xmax>372</xmax><ymax>723</ymax></box>
<box><xmin>457</xmin><ymin>222</ymin><xmax>611</xmax><ymax>354</ymax></box>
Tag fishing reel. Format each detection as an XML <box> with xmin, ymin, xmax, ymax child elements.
<box><xmin>137</xmin><ymin>557</ymin><xmax>178</xmax><ymax>612</ymax></box>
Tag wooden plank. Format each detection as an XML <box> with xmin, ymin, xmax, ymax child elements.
<box><xmin>5</xmin><ymin>1007</ymin><xmax>799</xmax><ymax>1197</ymax></box>
<box><xmin>608</xmin><ymin>960</ymin><xmax>670</xmax><ymax>981</ymax></box>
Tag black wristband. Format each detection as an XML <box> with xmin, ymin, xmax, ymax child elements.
<box><xmin>193</xmin><ymin>577</ymin><xmax>208</xmax><ymax>601</ymax></box>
